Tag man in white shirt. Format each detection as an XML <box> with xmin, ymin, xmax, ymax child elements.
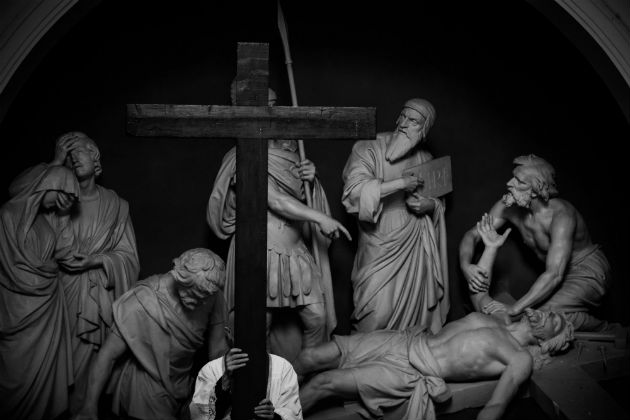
<box><xmin>190</xmin><ymin>348</ymin><xmax>302</xmax><ymax>420</ymax></box>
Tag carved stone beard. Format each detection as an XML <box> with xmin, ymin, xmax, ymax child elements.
<box><xmin>502</xmin><ymin>192</ymin><xmax>516</xmax><ymax>207</ymax></box>
<box><xmin>385</xmin><ymin>130</ymin><xmax>422</xmax><ymax>163</ymax></box>
<box><xmin>502</xmin><ymin>188</ymin><xmax>533</xmax><ymax>208</ymax></box>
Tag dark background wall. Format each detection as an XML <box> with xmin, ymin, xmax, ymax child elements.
<box><xmin>1</xmin><ymin>0</ymin><xmax>628</xmax><ymax>334</ymax></box>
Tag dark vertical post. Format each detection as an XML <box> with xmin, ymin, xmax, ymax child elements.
<box><xmin>232</xmin><ymin>42</ymin><xmax>269</xmax><ymax>419</ymax></box>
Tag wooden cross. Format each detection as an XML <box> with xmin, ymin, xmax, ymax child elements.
<box><xmin>127</xmin><ymin>42</ymin><xmax>375</xmax><ymax>418</ymax></box>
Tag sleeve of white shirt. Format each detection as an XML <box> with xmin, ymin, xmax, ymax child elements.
<box><xmin>190</xmin><ymin>358</ymin><xmax>225</xmax><ymax>420</ymax></box>
<box><xmin>271</xmin><ymin>355</ymin><xmax>303</xmax><ymax>420</ymax></box>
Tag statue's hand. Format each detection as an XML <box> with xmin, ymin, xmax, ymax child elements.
<box><xmin>253</xmin><ymin>398</ymin><xmax>276</xmax><ymax>419</ymax></box>
<box><xmin>42</xmin><ymin>191</ymin><xmax>76</xmax><ymax>213</ymax></box>
<box><xmin>405</xmin><ymin>194</ymin><xmax>434</xmax><ymax>215</ymax></box>
<box><xmin>482</xmin><ymin>299</ymin><xmax>506</xmax><ymax>314</ymax></box>
<box><xmin>464</xmin><ymin>263</ymin><xmax>489</xmax><ymax>293</ymax></box>
<box><xmin>476</xmin><ymin>213</ymin><xmax>511</xmax><ymax>248</ymax></box>
<box><xmin>58</xmin><ymin>252</ymin><xmax>103</xmax><ymax>273</ymax></box>
<box><xmin>482</xmin><ymin>300</ymin><xmax>511</xmax><ymax>324</ymax></box>
<box><xmin>56</xmin><ymin>191</ymin><xmax>76</xmax><ymax>213</ymax></box>
<box><xmin>401</xmin><ymin>174</ymin><xmax>423</xmax><ymax>192</ymax></box>
<box><xmin>317</xmin><ymin>216</ymin><xmax>352</xmax><ymax>241</ymax></box>
<box><xmin>52</xmin><ymin>133</ymin><xmax>80</xmax><ymax>166</ymax></box>
<box><xmin>505</xmin><ymin>304</ymin><xmax>523</xmax><ymax>317</ymax></box>
<box><xmin>297</xmin><ymin>159</ymin><xmax>316</xmax><ymax>182</ymax></box>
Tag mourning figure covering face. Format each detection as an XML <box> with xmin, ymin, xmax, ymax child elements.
<box><xmin>41</xmin><ymin>191</ymin><xmax>75</xmax><ymax>212</ymax></box>
<box><xmin>39</xmin><ymin>165</ymin><xmax>80</xmax><ymax>212</ymax></box>
<box><xmin>59</xmin><ymin>132</ymin><xmax>102</xmax><ymax>181</ymax></box>
<box><xmin>385</xmin><ymin>98</ymin><xmax>436</xmax><ymax>162</ymax></box>
<box><xmin>171</xmin><ymin>248</ymin><xmax>226</xmax><ymax>311</ymax></box>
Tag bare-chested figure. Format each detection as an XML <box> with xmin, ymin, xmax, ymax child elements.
<box><xmin>295</xmin><ymin>308</ymin><xmax>573</xmax><ymax>420</ymax></box>
<box><xmin>459</xmin><ymin>154</ymin><xmax>611</xmax><ymax>331</ymax></box>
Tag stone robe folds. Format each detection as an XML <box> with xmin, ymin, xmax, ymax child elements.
<box><xmin>189</xmin><ymin>354</ymin><xmax>302</xmax><ymax>420</ymax></box>
<box><xmin>333</xmin><ymin>327</ymin><xmax>451</xmax><ymax>420</ymax></box>
<box><xmin>207</xmin><ymin>147</ymin><xmax>336</xmax><ymax>335</ymax></box>
<box><xmin>9</xmin><ymin>163</ymin><xmax>140</xmax><ymax>409</ymax></box>
<box><xmin>108</xmin><ymin>275</ymin><xmax>226</xmax><ymax>420</ymax></box>
<box><xmin>342</xmin><ymin>134</ymin><xmax>449</xmax><ymax>333</ymax></box>
<box><xmin>540</xmin><ymin>244</ymin><xmax>611</xmax><ymax>331</ymax></box>
<box><xmin>62</xmin><ymin>184</ymin><xmax>139</xmax><ymax>364</ymax></box>
<box><xmin>0</xmin><ymin>166</ymin><xmax>78</xmax><ymax>420</ymax></box>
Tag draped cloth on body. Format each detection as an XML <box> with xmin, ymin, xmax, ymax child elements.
<box><xmin>8</xmin><ymin>163</ymin><xmax>140</xmax><ymax>410</ymax></box>
<box><xmin>63</xmin><ymin>185</ymin><xmax>139</xmax><ymax>411</ymax></box>
<box><xmin>333</xmin><ymin>327</ymin><xmax>450</xmax><ymax>420</ymax></box>
<box><xmin>207</xmin><ymin>146</ymin><xmax>336</xmax><ymax>336</ymax></box>
<box><xmin>540</xmin><ymin>244</ymin><xmax>611</xmax><ymax>331</ymax></box>
<box><xmin>0</xmin><ymin>165</ymin><xmax>78</xmax><ymax>420</ymax></box>
<box><xmin>189</xmin><ymin>353</ymin><xmax>302</xmax><ymax>420</ymax></box>
<box><xmin>342</xmin><ymin>134</ymin><xmax>449</xmax><ymax>333</ymax></box>
<box><xmin>62</xmin><ymin>185</ymin><xmax>139</xmax><ymax>345</ymax></box>
<box><xmin>108</xmin><ymin>275</ymin><xmax>226</xmax><ymax>420</ymax></box>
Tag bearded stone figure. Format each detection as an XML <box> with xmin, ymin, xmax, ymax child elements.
<box><xmin>460</xmin><ymin>154</ymin><xmax>612</xmax><ymax>331</ymax></box>
<box><xmin>341</xmin><ymin>98</ymin><xmax>449</xmax><ymax>334</ymax></box>
<box><xmin>295</xmin><ymin>307</ymin><xmax>574</xmax><ymax>420</ymax></box>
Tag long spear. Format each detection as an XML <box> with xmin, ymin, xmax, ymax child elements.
<box><xmin>277</xmin><ymin>0</ymin><xmax>321</xmax><ymax>263</ymax></box>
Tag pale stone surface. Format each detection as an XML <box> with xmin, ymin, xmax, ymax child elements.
<box><xmin>342</xmin><ymin>98</ymin><xmax>449</xmax><ymax>334</ymax></box>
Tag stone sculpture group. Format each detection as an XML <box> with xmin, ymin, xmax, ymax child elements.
<box><xmin>0</xmin><ymin>97</ymin><xmax>614</xmax><ymax>420</ymax></box>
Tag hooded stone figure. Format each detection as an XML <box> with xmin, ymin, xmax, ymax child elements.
<box><xmin>1</xmin><ymin>164</ymin><xmax>79</xmax><ymax>420</ymax></box>
<box><xmin>385</xmin><ymin>98</ymin><xmax>437</xmax><ymax>163</ymax></box>
<box><xmin>342</xmin><ymin>98</ymin><xmax>449</xmax><ymax>334</ymax></box>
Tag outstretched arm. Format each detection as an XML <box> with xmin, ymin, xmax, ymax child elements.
<box><xmin>508</xmin><ymin>211</ymin><xmax>575</xmax><ymax>316</ymax></box>
<box><xmin>73</xmin><ymin>332</ymin><xmax>128</xmax><ymax>419</ymax></box>
<box><xmin>476</xmin><ymin>214</ymin><xmax>512</xmax><ymax>281</ymax></box>
<box><xmin>460</xmin><ymin>203</ymin><xmax>508</xmax><ymax>294</ymax></box>
<box><xmin>268</xmin><ymin>185</ymin><xmax>351</xmax><ymax>241</ymax></box>
<box><xmin>470</xmin><ymin>214</ymin><xmax>511</xmax><ymax>315</ymax></box>
<box><xmin>477</xmin><ymin>343</ymin><xmax>533</xmax><ymax>420</ymax></box>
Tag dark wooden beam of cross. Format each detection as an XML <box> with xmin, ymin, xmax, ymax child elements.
<box><xmin>127</xmin><ymin>42</ymin><xmax>375</xmax><ymax>418</ymax></box>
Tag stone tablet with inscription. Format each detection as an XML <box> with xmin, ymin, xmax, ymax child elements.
<box><xmin>402</xmin><ymin>155</ymin><xmax>452</xmax><ymax>197</ymax></box>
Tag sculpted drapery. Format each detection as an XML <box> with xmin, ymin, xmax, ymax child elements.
<box><xmin>342</xmin><ymin>133</ymin><xmax>449</xmax><ymax>333</ymax></box>
<box><xmin>108</xmin><ymin>275</ymin><xmax>226</xmax><ymax>420</ymax></box>
<box><xmin>0</xmin><ymin>165</ymin><xmax>78</xmax><ymax>420</ymax></box>
<box><xmin>207</xmin><ymin>146</ymin><xmax>336</xmax><ymax>337</ymax></box>
<box><xmin>8</xmin><ymin>161</ymin><xmax>140</xmax><ymax>410</ymax></box>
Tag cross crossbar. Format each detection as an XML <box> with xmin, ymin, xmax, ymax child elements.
<box><xmin>126</xmin><ymin>41</ymin><xmax>376</xmax><ymax>418</ymax></box>
<box><xmin>127</xmin><ymin>104</ymin><xmax>375</xmax><ymax>139</ymax></box>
